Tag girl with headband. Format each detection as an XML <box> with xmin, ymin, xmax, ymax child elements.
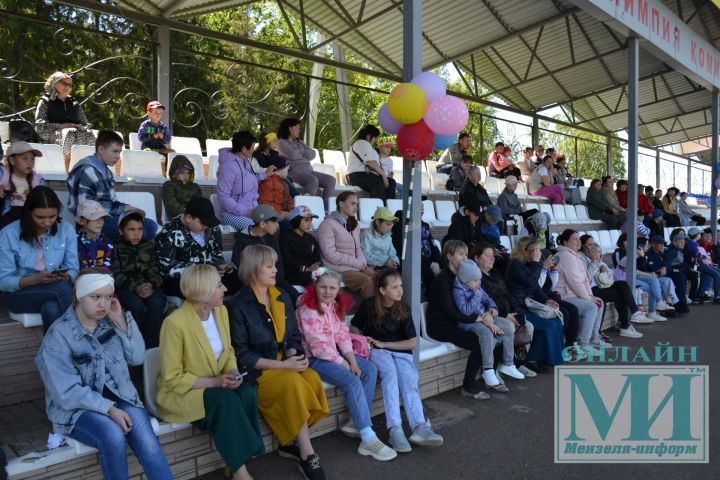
<box><xmin>35</xmin><ymin>268</ymin><xmax>172</xmax><ymax>480</ymax></box>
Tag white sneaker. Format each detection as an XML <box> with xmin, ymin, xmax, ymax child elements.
<box><xmin>656</xmin><ymin>300</ymin><xmax>675</xmax><ymax>311</ymax></box>
<box><xmin>619</xmin><ymin>325</ymin><xmax>643</xmax><ymax>338</ymax></box>
<box><xmin>592</xmin><ymin>338</ymin><xmax>612</xmax><ymax>348</ymax></box>
<box><xmin>498</xmin><ymin>364</ymin><xmax>525</xmax><ymax>380</ymax></box>
<box><xmin>340</xmin><ymin>421</ymin><xmax>360</xmax><ymax>439</ymax></box>
<box><xmin>358</xmin><ymin>437</ymin><xmax>397</xmax><ymax>461</ymax></box>
<box><xmin>482</xmin><ymin>369</ymin><xmax>500</xmax><ymax>387</ymax></box>
<box><xmin>647</xmin><ymin>311</ymin><xmax>668</xmax><ymax>322</ymax></box>
<box><xmin>630</xmin><ymin>313</ymin><xmax>653</xmax><ymax>324</ymax></box>
<box><xmin>518</xmin><ymin>365</ymin><xmax>537</xmax><ymax>378</ymax></box>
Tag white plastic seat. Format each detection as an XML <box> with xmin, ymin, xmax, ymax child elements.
<box><xmin>552</xmin><ymin>204</ymin><xmax>568</xmax><ymax>223</ymax></box>
<box><xmin>120</xmin><ymin>150</ymin><xmax>164</xmax><ymax>181</ymax></box>
<box><xmin>483</xmin><ymin>176</ymin><xmax>504</xmax><ymax>195</ymax></box>
<box><xmin>359</xmin><ymin>198</ymin><xmax>384</xmax><ymax>226</ymax></box>
<box><xmin>312</xmin><ymin>162</ymin><xmax>336</xmax><ymax>178</ymax></box>
<box><xmin>321</xmin><ymin>149</ymin><xmax>346</xmax><ymax>169</ymax></box>
<box><xmin>500</xmin><ymin>235</ymin><xmax>512</xmax><ymax>251</ymax></box>
<box><xmin>207</xmin><ymin>155</ymin><xmax>219</xmax><ymax>180</ymax></box>
<box><xmin>386</xmin><ymin>199</ymin><xmax>403</xmax><ymax>214</ymax></box>
<box><xmin>598</xmin><ymin>230</ymin><xmax>614</xmax><ymax>253</ymax></box>
<box><xmin>170</xmin><ymin>136</ymin><xmax>203</xmax><ymax>156</ymax></box>
<box><xmin>55</xmin><ymin>191</ymin><xmax>75</xmax><ymax>224</ymax></box>
<box><xmin>421</xmin><ymin>172</ymin><xmax>432</xmax><ymax>193</ymax></box>
<box><xmin>609</xmin><ymin>229</ymin><xmax>621</xmax><ymax>246</ymax></box>
<box><xmin>0</xmin><ymin>121</ymin><xmax>9</xmax><ymax>143</ymax></box>
<box><xmin>539</xmin><ymin>203</ymin><xmax>554</xmax><ymax>223</ymax></box>
<box><xmin>588</xmin><ymin>231</ymin><xmax>601</xmax><ymax>250</ymax></box>
<box><xmin>575</xmin><ymin>204</ymin><xmax>603</xmax><ymax>224</ymax></box>
<box><xmin>421</xmin><ymin>199</ymin><xmax>446</xmax><ymax>227</ymax></box>
<box><xmin>143</xmin><ymin>347</ymin><xmax>161</xmax><ymax>418</ymax></box>
<box><xmin>209</xmin><ymin>194</ymin><xmax>236</xmax><ymax>234</ymax></box>
<box><xmin>435</xmin><ymin>200</ymin><xmax>456</xmax><ymax>225</ymax></box>
<box><xmin>115</xmin><ymin>191</ymin><xmax>158</xmax><ymax>223</ymax></box>
<box><xmin>424</xmin><ymin>160</ymin><xmax>438</xmax><ymax>174</ymax></box>
<box><xmin>206</xmin><ymin>139</ymin><xmax>231</xmax><ymax>158</ymax></box>
<box><xmin>31</xmin><ymin>143</ymin><xmax>66</xmax><ymax>179</ymax></box>
<box><xmin>294</xmin><ymin>195</ymin><xmax>325</xmax><ymax>229</ymax></box>
<box><xmin>8</xmin><ymin>312</ymin><xmax>43</xmax><ymax>328</ymax></box>
<box><xmin>167</xmin><ymin>152</ymin><xmax>204</xmax><ymax>178</ymax></box>
<box><xmin>68</xmin><ymin>144</ymin><xmax>96</xmax><ymax>172</ymax></box>
<box><xmin>430</xmin><ymin>173</ymin><xmax>449</xmax><ymax>191</ymax></box>
<box><xmin>129</xmin><ymin>132</ymin><xmax>142</xmax><ymax>150</ymax></box>
<box><xmin>664</xmin><ymin>227</ymin><xmax>674</xmax><ymax>243</ymax></box>
<box><xmin>564</xmin><ymin>204</ymin><xmax>581</xmax><ymax>224</ymax></box>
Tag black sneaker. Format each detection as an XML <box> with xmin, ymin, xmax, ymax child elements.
<box><xmin>278</xmin><ymin>442</ymin><xmax>302</xmax><ymax>461</ymax></box>
<box><xmin>298</xmin><ymin>453</ymin><xmax>325</xmax><ymax>480</ymax></box>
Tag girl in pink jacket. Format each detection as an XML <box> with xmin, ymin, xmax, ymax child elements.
<box><xmin>296</xmin><ymin>268</ymin><xmax>396</xmax><ymax>462</ymax></box>
<box><xmin>554</xmin><ymin>229</ymin><xmax>605</xmax><ymax>358</ymax></box>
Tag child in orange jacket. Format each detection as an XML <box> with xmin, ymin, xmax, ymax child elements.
<box><xmin>258</xmin><ymin>156</ymin><xmax>294</xmax><ymax>227</ymax></box>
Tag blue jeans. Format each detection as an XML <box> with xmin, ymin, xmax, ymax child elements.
<box><xmin>369</xmin><ymin>349</ymin><xmax>426</xmax><ymax>430</ymax></box>
<box><xmin>309</xmin><ymin>356</ymin><xmax>377</xmax><ymax>431</ymax></box>
<box><xmin>636</xmin><ymin>276</ymin><xmax>661</xmax><ymax>312</ymax></box>
<box><xmin>103</xmin><ymin>215</ymin><xmax>158</xmax><ymax>242</ymax></box>
<box><xmin>698</xmin><ymin>263</ymin><xmax>720</xmax><ymax>298</ymax></box>
<box><xmin>67</xmin><ymin>400</ymin><xmax>172</xmax><ymax>480</ymax></box>
<box><xmin>4</xmin><ymin>280</ymin><xmax>72</xmax><ymax>332</ymax></box>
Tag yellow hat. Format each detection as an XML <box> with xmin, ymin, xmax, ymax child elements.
<box><xmin>377</xmin><ymin>137</ymin><xmax>393</xmax><ymax>147</ymax></box>
<box><xmin>265</xmin><ymin>132</ymin><xmax>277</xmax><ymax>143</ymax></box>
<box><xmin>372</xmin><ymin>206</ymin><xmax>399</xmax><ymax>222</ymax></box>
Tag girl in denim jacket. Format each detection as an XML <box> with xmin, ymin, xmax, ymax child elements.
<box><xmin>35</xmin><ymin>269</ymin><xmax>172</xmax><ymax>480</ymax></box>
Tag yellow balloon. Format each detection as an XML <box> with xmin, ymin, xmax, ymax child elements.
<box><xmin>387</xmin><ymin>83</ymin><xmax>428</xmax><ymax>125</ymax></box>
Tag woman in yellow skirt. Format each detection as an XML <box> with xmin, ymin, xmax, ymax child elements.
<box><xmin>229</xmin><ymin>244</ymin><xmax>329</xmax><ymax>480</ymax></box>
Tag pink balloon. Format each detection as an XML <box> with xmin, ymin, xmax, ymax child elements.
<box><xmin>424</xmin><ymin>95</ymin><xmax>469</xmax><ymax>136</ymax></box>
<box><xmin>412</xmin><ymin>71</ymin><xmax>446</xmax><ymax>102</ymax></box>
<box><xmin>397</xmin><ymin>121</ymin><xmax>434</xmax><ymax>161</ymax></box>
<box><xmin>378</xmin><ymin>102</ymin><xmax>402</xmax><ymax>134</ymax></box>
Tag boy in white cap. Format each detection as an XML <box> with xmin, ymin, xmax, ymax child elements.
<box><xmin>76</xmin><ymin>199</ymin><xmax>113</xmax><ymax>271</ymax></box>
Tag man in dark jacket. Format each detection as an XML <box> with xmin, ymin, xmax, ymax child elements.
<box><xmin>391</xmin><ymin>203</ymin><xmax>441</xmax><ymax>297</ymax></box>
<box><xmin>458</xmin><ymin>166</ymin><xmax>492</xmax><ymax>210</ymax></box>
<box><xmin>232</xmin><ymin>204</ymin><xmax>299</xmax><ymax>305</ymax></box>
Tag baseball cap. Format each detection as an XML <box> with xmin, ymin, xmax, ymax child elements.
<box><xmin>264</xmin><ymin>132</ymin><xmax>277</xmax><ymax>143</ymax></box>
<box><xmin>371</xmin><ymin>206</ymin><xmax>398</xmax><ymax>222</ymax></box>
<box><xmin>146</xmin><ymin>100</ymin><xmax>165</xmax><ymax>111</ymax></box>
<box><xmin>652</xmin><ymin>209</ymin><xmax>664</xmax><ymax>219</ymax></box>
<box><xmin>687</xmin><ymin>227</ymin><xmax>702</xmax><ymax>238</ymax></box>
<box><xmin>251</xmin><ymin>204</ymin><xmax>280</xmax><ymax>224</ymax></box>
<box><xmin>650</xmin><ymin>235</ymin><xmax>665</xmax><ymax>245</ymax></box>
<box><xmin>672</xmin><ymin>232</ymin><xmax>688</xmax><ymax>242</ymax></box>
<box><xmin>289</xmin><ymin>205</ymin><xmax>318</xmax><ymax>220</ymax></box>
<box><xmin>77</xmin><ymin>200</ymin><xmax>110</xmax><ymax>220</ymax></box>
<box><xmin>486</xmin><ymin>205</ymin><xmax>503</xmax><ymax>222</ymax></box>
<box><xmin>185</xmin><ymin>196</ymin><xmax>219</xmax><ymax>227</ymax></box>
<box><xmin>463</xmin><ymin>200</ymin><xmax>483</xmax><ymax>215</ymax></box>
<box><xmin>504</xmin><ymin>175</ymin><xmax>518</xmax><ymax>185</ymax></box>
<box><xmin>6</xmin><ymin>141</ymin><xmax>43</xmax><ymax>158</ymax></box>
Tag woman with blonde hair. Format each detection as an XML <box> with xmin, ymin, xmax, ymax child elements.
<box><xmin>156</xmin><ymin>264</ymin><xmax>263</xmax><ymax>480</ymax></box>
<box><xmin>34</xmin><ymin>71</ymin><xmax>96</xmax><ymax>167</ymax></box>
<box><xmin>229</xmin><ymin>244</ymin><xmax>329</xmax><ymax>480</ymax></box>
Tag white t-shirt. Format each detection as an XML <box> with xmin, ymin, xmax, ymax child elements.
<box><xmin>347</xmin><ymin>139</ymin><xmax>380</xmax><ymax>175</ymax></box>
<box><xmin>190</xmin><ymin>231</ymin><xmax>206</xmax><ymax>247</ymax></box>
<box><xmin>201</xmin><ymin>311</ymin><xmax>224</xmax><ymax>360</ymax></box>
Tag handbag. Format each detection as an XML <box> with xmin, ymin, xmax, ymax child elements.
<box><xmin>513</xmin><ymin>324</ymin><xmax>531</xmax><ymax>347</ymax></box>
<box><xmin>596</xmin><ymin>269</ymin><xmax>614</xmax><ymax>289</ymax></box>
<box><xmin>525</xmin><ymin>297</ymin><xmax>563</xmax><ymax>324</ymax></box>
<box><xmin>9</xmin><ymin>119</ymin><xmax>39</xmax><ymax>143</ymax></box>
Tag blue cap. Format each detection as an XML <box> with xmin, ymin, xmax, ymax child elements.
<box><xmin>652</xmin><ymin>209</ymin><xmax>664</xmax><ymax>218</ymax></box>
<box><xmin>486</xmin><ymin>204</ymin><xmax>503</xmax><ymax>222</ymax></box>
<box><xmin>650</xmin><ymin>235</ymin><xmax>665</xmax><ymax>244</ymax></box>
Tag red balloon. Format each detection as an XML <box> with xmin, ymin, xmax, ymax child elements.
<box><xmin>396</xmin><ymin>121</ymin><xmax>434</xmax><ymax>161</ymax></box>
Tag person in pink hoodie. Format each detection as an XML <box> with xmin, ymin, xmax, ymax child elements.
<box><xmin>317</xmin><ymin>191</ymin><xmax>375</xmax><ymax>298</ymax></box>
<box><xmin>553</xmin><ymin>229</ymin><xmax>605</xmax><ymax>358</ymax></box>
<box><xmin>217</xmin><ymin>130</ymin><xmax>277</xmax><ymax>231</ymax></box>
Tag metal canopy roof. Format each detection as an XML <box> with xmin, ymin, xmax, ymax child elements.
<box><xmin>107</xmin><ymin>0</ymin><xmax>720</xmax><ymax>148</ymax></box>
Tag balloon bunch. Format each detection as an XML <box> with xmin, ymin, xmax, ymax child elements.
<box><xmin>378</xmin><ymin>72</ymin><xmax>469</xmax><ymax>161</ymax></box>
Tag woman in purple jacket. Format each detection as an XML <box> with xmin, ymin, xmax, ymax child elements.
<box><xmin>276</xmin><ymin>118</ymin><xmax>335</xmax><ymax>210</ymax></box>
<box><xmin>217</xmin><ymin>130</ymin><xmax>277</xmax><ymax>231</ymax></box>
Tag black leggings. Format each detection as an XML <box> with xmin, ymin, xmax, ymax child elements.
<box><xmin>426</xmin><ymin>324</ymin><xmax>483</xmax><ymax>389</ymax></box>
<box><xmin>347</xmin><ymin>172</ymin><xmax>396</xmax><ymax>202</ymax></box>
<box><xmin>592</xmin><ymin>281</ymin><xmax>638</xmax><ymax>329</ymax></box>
<box><xmin>559</xmin><ymin>300</ymin><xmax>580</xmax><ymax>347</ymax></box>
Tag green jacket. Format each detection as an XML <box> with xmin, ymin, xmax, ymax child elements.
<box><xmin>162</xmin><ymin>156</ymin><xmax>202</xmax><ymax>218</ymax></box>
<box><xmin>112</xmin><ymin>239</ymin><xmax>163</xmax><ymax>291</ymax></box>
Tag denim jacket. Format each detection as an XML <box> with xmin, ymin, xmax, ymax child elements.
<box><xmin>35</xmin><ymin>306</ymin><xmax>145</xmax><ymax>434</ymax></box>
<box><xmin>0</xmin><ymin>220</ymin><xmax>79</xmax><ymax>292</ymax></box>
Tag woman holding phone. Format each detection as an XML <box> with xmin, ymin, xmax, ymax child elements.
<box><xmin>0</xmin><ymin>186</ymin><xmax>78</xmax><ymax>332</ymax></box>
<box><xmin>228</xmin><ymin>244</ymin><xmax>329</xmax><ymax>480</ymax></box>
<box><xmin>156</xmin><ymin>264</ymin><xmax>264</xmax><ymax>480</ymax></box>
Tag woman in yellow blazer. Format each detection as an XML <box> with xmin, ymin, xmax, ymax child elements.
<box><xmin>156</xmin><ymin>264</ymin><xmax>264</xmax><ymax>480</ymax></box>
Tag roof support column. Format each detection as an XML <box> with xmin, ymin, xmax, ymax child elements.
<box><xmin>531</xmin><ymin>114</ymin><xmax>539</xmax><ymax>150</ymax></box>
<box><xmin>711</xmin><ymin>90</ymin><xmax>719</xmax><ymax>242</ymax></box>
<box><xmin>333</xmin><ymin>44</ymin><xmax>352</xmax><ymax>151</ymax></box>
<box><xmin>305</xmin><ymin>33</ymin><xmax>325</xmax><ymax>148</ymax></box>
<box><xmin>655</xmin><ymin>150</ymin><xmax>661</xmax><ymax>191</ymax></box>
<box><xmin>626</xmin><ymin>36</ymin><xmax>639</xmax><ymax>288</ymax></box>
<box><xmin>401</xmin><ymin>0</ymin><xmax>422</xmax><ymax>365</ymax></box>
<box><xmin>606</xmin><ymin>135</ymin><xmax>613</xmax><ymax>176</ymax></box>
<box><xmin>156</xmin><ymin>25</ymin><xmax>172</xmax><ymax>129</ymax></box>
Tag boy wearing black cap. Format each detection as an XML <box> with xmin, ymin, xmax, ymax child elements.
<box><xmin>155</xmin><ymin>196</ymin><xmax>238</xmax><ymax>297</ymax></box>
<box><xmin>162</xmin><ymin>155</ymin><xmax>202</xmax><ymax>218</ymax></box>
<box><xmin>443</xmin><ymin>200</ymin><xmax>484</xmax><ymax>248</ymax></box>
